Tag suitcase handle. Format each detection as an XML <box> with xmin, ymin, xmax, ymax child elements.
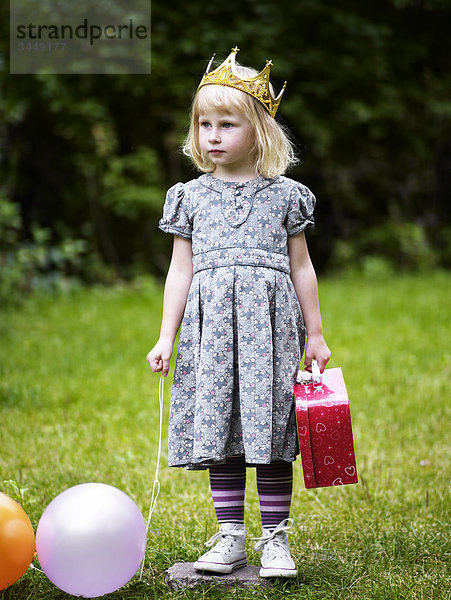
<box><xmin>296</xmin><ymin>360</ymin><xmax>323</xmax><ymax>387</ymax></box>
<box><xmin>311</xmin><ymin>360</ymin><xmax>322</xmax><ymax>387</ymax></box>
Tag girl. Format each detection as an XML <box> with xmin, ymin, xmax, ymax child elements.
<box><xmin>147</xmin><ymin>47</ymin><xmax>331</xmax><ymax>578</ymax></box>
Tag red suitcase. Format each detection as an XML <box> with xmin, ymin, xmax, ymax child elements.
<box><xmin>295</xmin><ymin>361</ymin><xmax>358</xmax><ymax>489</ymax></box>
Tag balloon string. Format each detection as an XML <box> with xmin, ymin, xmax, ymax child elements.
<box><xmin>139</xmin><ymin>374</ymin><xmax>164</xmax><ymax>580</ymax></box>
<box><xmin>29</xmin><ymin>563</ymin><xmax>44</xmax><ymax>574</ymax></box>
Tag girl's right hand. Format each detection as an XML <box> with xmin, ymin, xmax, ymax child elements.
<box><xmin>146</xmin><ymin>338</ymin><xmax>174</xmax><ymax>377</ymax></box>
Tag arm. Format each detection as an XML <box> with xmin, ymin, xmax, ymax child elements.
<box><xmin>288</xmin><ymin>231</ymin><xmax>331</xmax><ymax>373</ymax></box>
<box><xmin>146</xmin><ymin>235</ymin><xmax>193</xmax><ymax>376</ymax></box>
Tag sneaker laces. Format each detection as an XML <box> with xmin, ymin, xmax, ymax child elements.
<box><xmin>204</xmin><ymin>528</ymin><xmax>246</xmax><ymax>551</ymax></box>
<box><xmin>252</xmin><ymin>518</ymin><xmax>294</xmax><ymax>554</ymax></box>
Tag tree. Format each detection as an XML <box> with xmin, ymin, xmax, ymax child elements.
<box><xmin>1</xmin><ymin>0</ymin><xmax>450</xmax><ymax>297</ymax></box>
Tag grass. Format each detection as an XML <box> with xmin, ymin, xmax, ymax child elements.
<box><xmin>0</xmin><ymin>272</ymin><xmax>449</xmax><ymax>600</ymax></box>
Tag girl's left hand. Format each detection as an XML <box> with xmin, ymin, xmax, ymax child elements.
<box><xmin>304</xmin><ymin>333</ymin><xmax>331</xmax><ymax>373</ymax></box>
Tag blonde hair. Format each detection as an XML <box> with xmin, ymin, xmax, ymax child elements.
<box><xmin>182</xmin><ymin>64</ymin><xmax>298</xmax><ymax>178</ymax></box>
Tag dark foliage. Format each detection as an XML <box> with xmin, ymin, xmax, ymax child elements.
<box><xmin>1</xmin><ymin>0</ymin><xmax>450</xmax><ymax>299</ymax></box>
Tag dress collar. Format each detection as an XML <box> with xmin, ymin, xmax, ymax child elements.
<box><xmin>198</xmin><ymin>173</ymin><xmax>277</xmax><ymax>193</ymax></box>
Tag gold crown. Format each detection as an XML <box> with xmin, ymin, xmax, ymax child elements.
<box><xmin>197</xmin><ymin>47</ymin><xmax>286</xmax><ymax>118</ymax></box>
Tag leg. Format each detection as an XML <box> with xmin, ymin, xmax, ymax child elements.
<box><xmin>256</xmin><ymin>459</ymin><xmax>293</xmax><ymax>529</ymax></box>
<box><xmin>194</xmin><ymin>456</ymin><xmax>247</xmax><ymax>573</ymax></box>
<box><xmin>209</xmin><ymin>455</ymin><xmax>246</xmax><ymax>524</ymax></box>
<box><xmin>254</xmin><ymin>460</ymin><xmax>297</xmax><ymax>578</ymax></box>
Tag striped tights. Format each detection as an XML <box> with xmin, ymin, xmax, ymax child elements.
<box><xmin>209</xmin><ymin>455</ymin><xmax>293</xmax><ymax>529</ymax></box>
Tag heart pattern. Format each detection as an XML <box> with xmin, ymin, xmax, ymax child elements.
<box><xmin>294</xmin><ymin>367</ymin><xmax>358</xmax><ymax>489</ymax></box>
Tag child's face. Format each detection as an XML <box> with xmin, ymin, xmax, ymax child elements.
<box><xmin>198</xmin><ymin>107</ymin><xmax>256</xmax><ymax>179</ymax></box>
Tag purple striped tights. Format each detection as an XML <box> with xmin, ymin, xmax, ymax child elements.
<box><xmin>209</xmin><ymin>455</ymin><xmax>293</xmax><ymax>530</ymax></box>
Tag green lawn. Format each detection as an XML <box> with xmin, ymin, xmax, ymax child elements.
<box><xmin>0</xmin><ymin>273</ymin><xmax>449</xmax><ymax>599</ymax></box>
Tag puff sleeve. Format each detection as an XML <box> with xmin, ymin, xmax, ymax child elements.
<box><xmin>158</xmin><ymin>182</ymin><xmax>193</xmax><ymax>239</ymax></box>
<box><xmin>286</xmin><ymin>182</ymin><xmax>316</xmax><ymax>237</ymax></box>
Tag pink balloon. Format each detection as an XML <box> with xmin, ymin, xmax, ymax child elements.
<box><xmin>36</xmin><ymin>483</ymin><xmax>146</xmax><ymax>597</ymax></box>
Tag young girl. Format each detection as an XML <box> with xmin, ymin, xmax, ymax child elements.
<box><xmin>147</xmin><ymin>47</ymin><xmax>331</xmax><ymax>578</ymax></box>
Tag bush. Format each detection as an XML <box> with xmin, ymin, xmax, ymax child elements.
<box><xmin>0</xmin><ymin>194</ymin><xmax>89</xmax><ymax>303</ymax></box>
<box><xmin>331</xmin><ymin>220</ymin><xmax>438</xmax><ymax>275</ymax></box>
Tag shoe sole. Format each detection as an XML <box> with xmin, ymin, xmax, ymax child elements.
<box><xmin>259</xmin><ymin>567</ymin><xmax>298</xmax><ymax>578</ymax></box>
<box><xmin>193</xmin><ymin>558</ymin><xmax>247</xmax><ymax>574</ymax></box>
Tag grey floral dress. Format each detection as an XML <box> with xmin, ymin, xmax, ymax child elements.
<box><xmin>159</xmin><ymin>173</ymin><xmax>315</xmax><ymax>469</ymax></box>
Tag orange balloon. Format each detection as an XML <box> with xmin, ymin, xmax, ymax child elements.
<box><xmin>0</xmin><ymin>492</ymin><xmax>35</xmax><ymax>590</ymax></box>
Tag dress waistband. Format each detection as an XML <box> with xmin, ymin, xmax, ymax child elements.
<box><xmin>192</xmin><ymin>247</ymin><xmax>291</xmax><ymax>274</ymax></box>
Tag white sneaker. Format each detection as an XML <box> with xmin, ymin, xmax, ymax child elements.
<box><xmin>193</xmin><ymin>523</ymin><xmax>247</xmax><ymax>574</ymax></box>
<box><xmin>253</xmin><ymin>518</ymin><xmax>297</xmax><ymax>578</ymax></box>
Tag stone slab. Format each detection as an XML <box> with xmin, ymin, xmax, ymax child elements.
<box><xmin>165</xmin><ymin>562</ymin><xmax>272</xmax><ymax>590</ymax></box>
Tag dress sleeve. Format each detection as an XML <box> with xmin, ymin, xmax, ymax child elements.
<box><xmin>286</xmin><ymin>182</ymin><xmax>316</xmax><ymax>237</ymax></box>
<box><xmin>158</xmin><ymin>182</ymin><xmax>193</xmax><ymax>239</ymax></box>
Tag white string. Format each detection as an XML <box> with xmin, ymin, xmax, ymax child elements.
<box><xmin>139</xmin><ymin>374</ymin><xmax>164</xmax><ymax>580</ymax></box>
<box><xmin>29</xmin><ymin>563</ymin><xmax>44</xmax><ymax>574</ymax></box>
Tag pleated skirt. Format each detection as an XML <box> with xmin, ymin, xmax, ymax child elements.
<box><xmin>168</xmin><ymin>265</ymin><xmax>305</xmax><ymax>469</ymax></box>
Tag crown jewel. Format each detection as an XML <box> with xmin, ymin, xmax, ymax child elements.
<box><xmin>197</xmin><ymin>47</ymin><xmax>286</xmax><ymax>118</ymax></box>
